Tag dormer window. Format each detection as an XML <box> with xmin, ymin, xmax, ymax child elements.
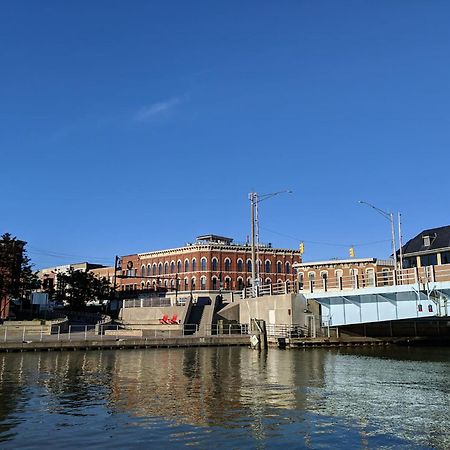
<box><xmin>422</xmin><ymin>233</ymin><xmax>436</xmax><ymax>247</ymax></box>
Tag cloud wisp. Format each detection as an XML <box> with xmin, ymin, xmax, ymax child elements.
<box><xmin>134</xmin><ymin>96</ymin><xmax>184</xmax><ymax>122</ymax></box>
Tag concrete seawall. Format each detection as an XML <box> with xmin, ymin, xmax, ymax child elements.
<box><xmin>0</xmin><ymin>335</ymin><xmax>250</xmax><ymax>353</ymax></box>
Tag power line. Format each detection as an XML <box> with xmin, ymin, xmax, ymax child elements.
<box><xmin>260</xmin><ymin>227</ymin><xmax>391</xmax><ymax>248</ymax></box>
<box><xmin>27</xmin><ymin>246</ymin><xmax>112</xmax><ymax>263</ymax></box>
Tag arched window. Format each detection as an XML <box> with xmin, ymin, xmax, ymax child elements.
<box><xmin>237</xmin><ymin>259</ymin><xmax>243</xmax><ymax>272</ymax></box>
<box><xmin>200</xmin><ymin>276</ymin><xmax>207</xmax><ymax>290</ymax></box>
<box><xmin>141</xmin><ymin>282</ymin><xmax>145</xmax><ymax>289</ymax></box>
<box><xmin>146</xmin><ymin>281</ymin><xmax>151</xmax><ymax>289</ymax></box>
<box><xmin>286</xmin><ymin>262</ymin><xmax>291</xmax><ymax>274</ymax></box>
<box><xmin>237</xmin><ymin>277</ymin><xmax>244</xmax><ymax>290</ymax></box>
<box><xmin>164</xmin><ymin>262</ymin><xmax>169</xmax><ymax>274</ymax></box>
<box><xmin>191</xmin><ymin>277</ymin><xmax>196</xmax><ymax>290</ymax></box>
<box><xmin>184</xmin><ymin>278</ymin><xmax>189</xmax><ymax>290</ymax></box>
<box><xmin>246</xmin><ymin>277</ymin><xmax>251</xmax><ymax>287</ymax></box>
<box><xmin>141</xmin><ymin>265</ymin><xmax>146</xmax><ymax>276</ymax></box>
<box><xmin>277</xmin><ymin>261</ymin><xmax>282</xmax><ymax>273</ymax></box>
<box><xmin>158</xmin><ymin>263</ymin><xmax>162</xmax><ymax>275</ymax></box>
<box><xmin>350</xmin><ymin>269</ymin><xmax>358</xmax><ymax>288</ymax></box>
<box><xmin>298</xmin><ymin>272</ymin><xmax>304</xmax><ymax>289</ymax></box>
<box><xmin>366</xmin><ymin>268</ymin><xmax>375</xmax><ymax>287</ymax></box>
<box><xmin>164</xmin><ymin>279</ymin><xmax>168</xmax><ymax>287</ymax></box>
<box><xmin>201</xmin><ymin>258</ymin><xmax>207</xmax><ymax>271</ymax></box>
<box><xmin>265</xmin><ymin>260</ymin><xmax>271</xmax><ymax>274</ymax></box>
<box><xmin>170</xmin><ymin>279</ymin><xmax>175</xmax><ymax>288</ymax></box>
<box><xmin>152</xmin><ymin>263</ymin><xmax>157</xmax><ymax>275</ymax></box>
<box><xmin>170</xmin><ymin>261</ymin><xmax>175</xmax><ymax>273</ymax></box>
<box><xmin>192</xmin><ymin>259</ymin><xmax>197</xmax><ymax>272</ymax></box>
<box><xmin>247</xmin><ymin>259</ymin><xmax>252</xmax><ymax>272</ymax></box>
<box><xmin>212</xmin><ymin>276</ymin><xmax>218</xmax><ymax>290</ymax></box>
<box><xmin>335</xmin><ymin>270</ymin><xmax>343</xmax><ymax>289</ymax></box>
<box><xmin>224</xmin><ymin>258</ymin><xmax>231</xmax><ymax>271</ymax></box>
<box><xmin>177</xmin><ymin>260</ymin><xmax>182</xmax><ymax>273</ymax></box>
<box><xmin>265</xmin><ymin>277</ymin><xmax>272</xmax><ymax>285</ymax></box>
<box><xmin>224</xmin><ymin>277</ymin><xmax>231</xmax><ymax>290</ymax></box>
<box><xmin>212</xmin><ymin>257</ymin><xmax>218</xmax><ymax>271</ymax></box>
<box><xmin>147</xmin><ymin>264</ymin><xmax>151</xmax><ymax>276</ymax></box>
<box><xmin>184</xmin><ymin>259</ymin><xmax>189</xmax><ymax>273</ymax></box>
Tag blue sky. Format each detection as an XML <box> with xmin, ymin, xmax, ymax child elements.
<box><xmin>1</xmin><ymin>1</ymin><xmax>449</xmax><ymax>269</ymax></box>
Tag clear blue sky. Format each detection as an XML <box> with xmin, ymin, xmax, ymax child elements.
<box><xmin>1</xmin><ymin>0</ymin><xmax>449</xmax><ymax>269</ymax></box>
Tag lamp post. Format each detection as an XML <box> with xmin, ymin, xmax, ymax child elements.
<box><xmin>249</xmin><ymin>190</ymin><xmax>292</xmax><ymax>296</ymax></box>
<box><xmin>358</xmin><ymin>200</ymin><xmax>398</xmax><ymax>269</ymax></box>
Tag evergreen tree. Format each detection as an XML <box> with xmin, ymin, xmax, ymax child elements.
<box><xmin>0</xmin><ymin>233</ymin><xmax>40</xmax><ymax>302</ymax></box>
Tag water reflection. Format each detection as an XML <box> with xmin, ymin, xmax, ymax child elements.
<box><xmin>0</xmin><ymin>347</ymin><xmax>447</xmax><ymax>449</ymax></box>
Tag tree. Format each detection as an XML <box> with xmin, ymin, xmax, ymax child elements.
<box><xmin>0</xmin><ymin>233</ymin><xmax>40</xmax><ymax>304</ymax></box>
<box><xmin>56</xmin><ymin>268</ymin><xmax>111</xmax><ymax>310</ymax></box>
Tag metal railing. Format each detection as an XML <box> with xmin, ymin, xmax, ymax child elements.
<box><xmin>123</xmin><ymin>298</ymin><xmax>172</xmax><ymax>308</ymax></box>
<box><xmin>241</xmin><ymin>263</ymin><xmax>450</xmax><ymax>297</ymax></box>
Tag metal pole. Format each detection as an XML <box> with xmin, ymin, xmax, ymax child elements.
<box><xmin>250</xmin><ymin>193</ymin><xmax>257</xmax><ymax>296</ymax></box>
<box><xmin>390</xmin><ymin>213</ymin><xmax>398</xmax><ymax>269</ymax></box>
<box><xmin>4</xmin><ymin>327</ymin><xmax>7</xmax><ymax>343</ymax></box>
<box><xmin>22</xmin><ymin>327</ymin><xmax>25</xmax><ymax>342</ymax></box>
<box><xmin>84</xmin><ymin>325</ymin><xmax>87</xmax><ymax>341</ymax></box>
<box><xmin>57</xmin><ymin>326</ymin><xmax>60</xmax><ymax>341</ymax></box>
<box><xmin>398</xmin><ymin>212</ymin><xmax>404</xmax><ymax>270</ymax></box>
<box><xmin>40</xmin><ymin>327</ymin><xmax>43</xmax><ymax>342</ymax></box>
<box><xmin>68</xmin><ymin>325</ymin><xmax>71</xmax><ymax>341</ymax></box>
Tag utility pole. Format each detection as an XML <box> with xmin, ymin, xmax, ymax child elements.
<box><xmin>398</xmin><ymin>212</ymin><xmax>404</xmax><ymax>269</ymax></box>
<box><xmin>249</xmin><ymin>190</ymin><xmax>292</xmax><ymax>297</ymax></box>
<box><xmin>358</xmin><ymin>201</ymin><xmax>398</xmax><ymax>269</ymax></box>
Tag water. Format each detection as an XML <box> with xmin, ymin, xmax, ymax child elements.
<box><xmin>0</xmin><ymin>346</ymin><xmax>448</xmax><ymax>449</ymax></box>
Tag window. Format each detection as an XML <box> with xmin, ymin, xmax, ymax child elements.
<box><xmin>298</xmin><ymin>272</ymin><xmax>304</xmax><ymax>289</ymax></box>
<box><xmin>152</xmin><ymin>263</ymin><xmax>157</xmax><ymax>275</ymax></box>
<box><xmin>237</xmin><ymin>277</ymin><xmax>244</xmax><ymax>290</ymax></box>
<box><xmin>335</xmin><ymin>270</ymin><xmax>343</xmax><ymax>288</ymax></box>
<box><xmin>212</xmin><ymin>277</ymin><xmax>218</xmax><ymax>290</ymax></box>
<box><xmin>147</xmin><ymin>264</ymin><xmax>151</xmax><ymax>276</ymax></box>
<box><xmin>224</xmin><ymin>277</ymin><xmax>231</xmax><ymax>290</ymax></box>
<box><xmin>420</xmin><ymin>254</ymin><xmax>437</xmax><ymax>267</ymax></box>
<box><xmin>224</xmin><ymin>258</ymin><xmax>231</xmax><ymax>271</ymax></box>
<box><xmin>277</xmin><ymin>261</ymin><xmax>282</xmax><ymax>273</ymax></box>
<box><xmin>201</xmin><ymin>258</ymin><xmax>207</xmax><ymax>271</ymax></box>
<box><xmin>191</xmin><ymin>278</ymin><xmax>196</xmax><ymax>290</ymax></box>
<box><xmin>212</xmin><ymin>258</ymin><xmax>218</xmax><ymax>271</ymax></box>
<box><xmin>247</xmin><ymin>259</ymin><xmax>252</xmax><ymax>272</ymax></box>
<box><xmin>177</xmin><ymin>260</ymin><xmax>182</xmax><ymax>273</ymax></box>
<box><xmin>441</xmin><ymin>252</ymin><xmax>450</xmax><ymax>265</ymax></box>
<box><xmin>366</xmin><ymin>268</ymin><xmax>375</xmax><ymax>287</ymax></box>
<box><xmin>164</xmin><ymin>262</ymin><xmax>169</xmax><ymax>274</ymax></box>
<box><xmin>265</xmin><ymin>278</ymin><xmax>271</xmax><ymax>285</ymax></box>
<box><xmin>200</xmin><ymin>276</ymin><xmax>206</xmax><ymax>290</ymax></box>
<box><xmin>192</xmin><ymin>259</ymin><xmax>197</xmax><ymax>272</ymax></box>
<box><xmin>184</xmin><ymin>278</ymin><xmax>189</xmax><ymax>289</ymax></box>
<box><xmin>158</xmin><ymin>263</ymin><xmax>162</xmax><ymax>275</ymax></box>
<box><xmin>141</xmin><ymin>265</ymin><xmax>145</xmax><ymax>277</ymax></box>
<box><xmin>184</xmin><ymin>259</ymin><xmax>189</xmax><ymax>273</ymax></box>
<box><xmin>286</xmin><ymin>262</ymin><xmax>291</xmax><ymax>274</ymax></box>
<box><xmin>237</xmin><ymin>259</ymin><xmax>243</xmax><ymax>272</ymax></box>
<box><xmin>265</xmin><ymin>260</ymin><xmax>271</xmax><ymax>274</ymax></box>
<box><xmin>170</xmin><ymin>261</ymin><xmax>175</xmax><ymax>273</ymax></box>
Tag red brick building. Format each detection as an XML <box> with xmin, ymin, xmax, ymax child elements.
<box><xmin>118</xmin><ymin>234</ymin><xmax>302</xmax><ymax>295</ymax></box>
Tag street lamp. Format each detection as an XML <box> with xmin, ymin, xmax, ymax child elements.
<box><xmin>249</xmin><ymin>190</ymin><xmax>292</xmax><ymax>296</ymax></box>
<box><xmin>358</xmin><ymin>200</ymin><xmax>398</xmax><ymax>268</ymax></box>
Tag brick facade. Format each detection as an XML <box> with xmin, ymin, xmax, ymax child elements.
<box><xmin>119</xmin><ymin>235</ymin><xmax>302</xmax><ymax>294</ymax></box>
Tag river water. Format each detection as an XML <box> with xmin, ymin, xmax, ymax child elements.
<box><xmin>0</xmin><ymin>346</ymin><xmax>448</xmax><ymax>449</ymax></box>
